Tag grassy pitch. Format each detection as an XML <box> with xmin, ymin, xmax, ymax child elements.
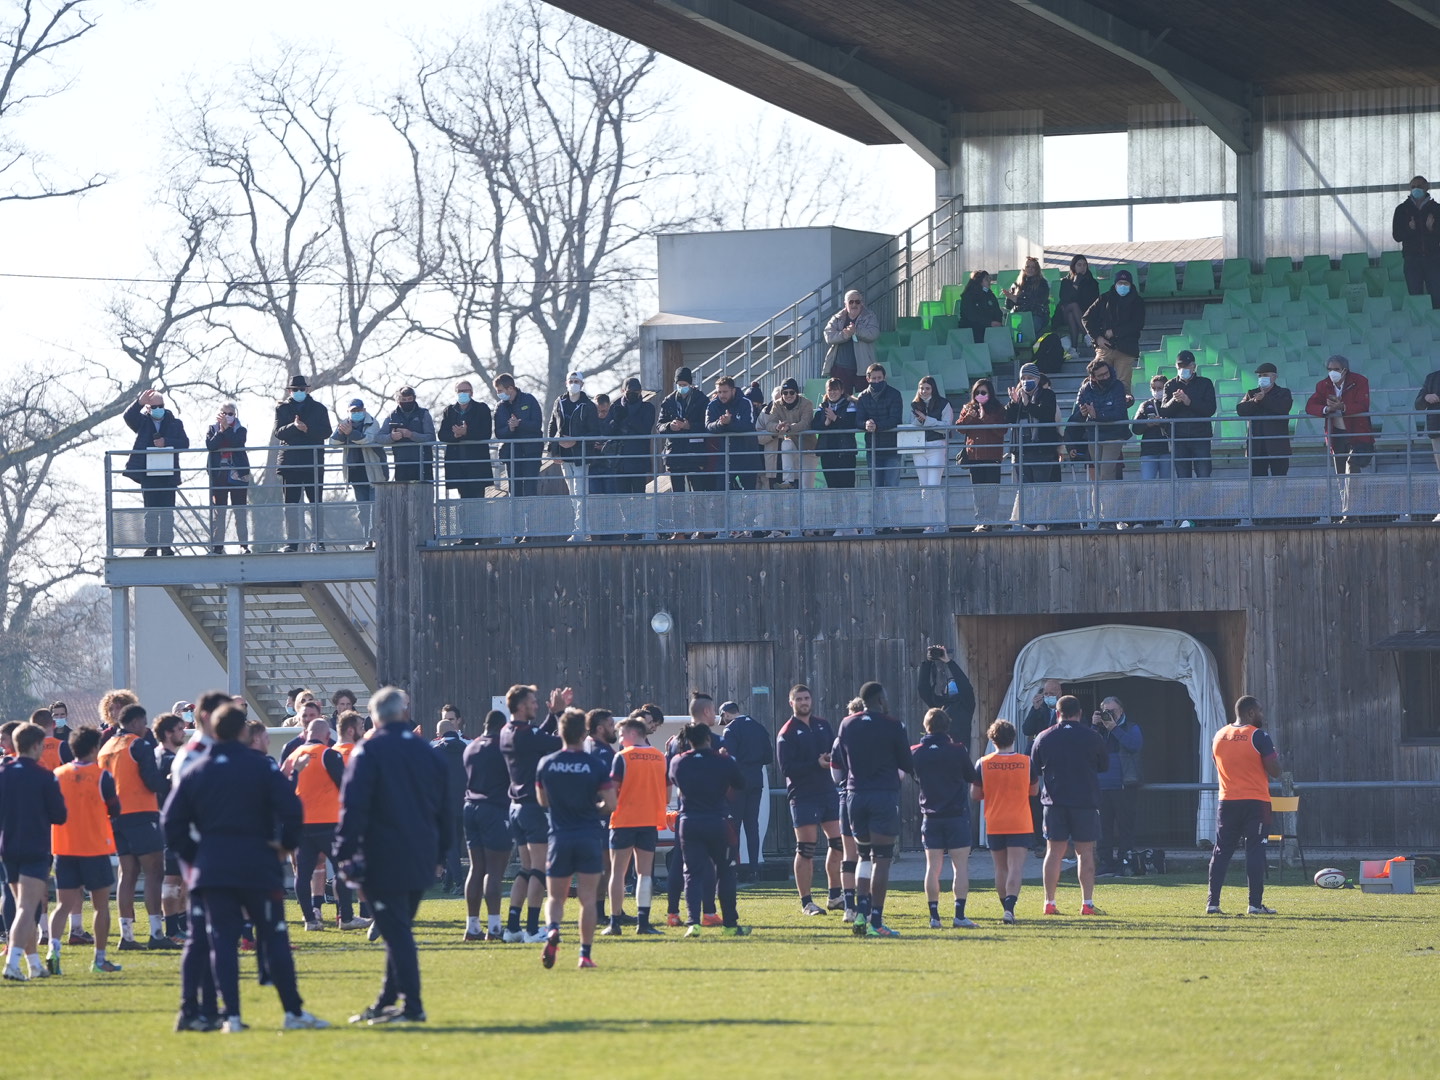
<box><xmin>3</xmin><ymin>874</ymin><xmax>1434</xmax><ymax>1079</ymax></box>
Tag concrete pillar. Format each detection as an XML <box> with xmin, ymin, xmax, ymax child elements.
<box><xmin>226</xmin><ymin>585</ymin><xmax>244</xmax><ymax>696</ymax></box>
<box><xmin>1234</xmin><ymin>148</ymin><xmax>1264</xmax><ymax>265</ymax></box>
<box><xmin>110</xmin><ymin>587</ymin><xmax>131</xmax><ymax>688</ymax></box>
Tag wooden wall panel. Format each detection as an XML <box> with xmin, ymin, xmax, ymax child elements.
<box><xmin>393</xmin><ymin>523</ymin><xmax>1440</xmax><ymax>847</ymax></box>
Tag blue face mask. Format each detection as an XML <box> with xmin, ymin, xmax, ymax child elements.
<box><xmin>350</xmin><ymin>411</ymin><xmax>365</xmax><ymax>423</ymax></box>
<box><xmin>150</xmin><ymin>407</ymin><xmax>166</xmax><ymax>420</ymax></box>
<box><xmin>1043</xmin><ymin>695</ymin><xmax>1058</xmax><ymax>708</ymax></box>
<box><xmin>1179</xmin><ymin>367</ymin><xmax>1194</xmax><ymax>381</ymax></box>
<box><xmin>497</xmin><ymin>390</ymin><xmax>511</xmax><ymax>402</ymax></box>
<box><xmin>457</xmin><ymin>392</ymin><xmax>471</xmax><ymax>405</ymax></box>
<box><xmin>182</xmin><ymin>711</ymin><xmax>194</xmax><ymax>725</ymax></box>
<box><xmin>291</xmin><ymin>390</ymin><xmax>308</xmax><ymax>403</ymax></box>
<box><xmin>676</xmin><ymin>384</ymin><xmax>690</xmax><ymax>396</ymax></box>
<box><xmin>1414</xmin><ymin>187</ymin><xmax>1428</xmax><ymax>201</ymax></box>
<box><xmin>1115</xmin><ymin>283</ymin><xmax>1131</xmax><ymax>297</ymax></box>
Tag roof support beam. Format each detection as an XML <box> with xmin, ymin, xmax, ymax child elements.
<box><xmin>1388</xmin><ymin>1</ymin><xmax>1440</xmax><ymax>32</ymax></box>
<box><xmin>1010</xmin><ymin>0</ymin><xmax>1253</xmax><ymax>154</ymax></box>
<box><xmin>651</xmin><ymin>0</ymin><xmax>952</xmax><ymax>167</ymax></box>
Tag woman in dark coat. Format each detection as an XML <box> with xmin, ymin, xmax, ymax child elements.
<box><xmin>1057</xmin><ymin>254</ymin><xmax>1100</xmax><ymax>350</ymax></box>
<box><xmin>205</xmin><ymin>402</ymin><xmax>250</xmax><ymax>553</ymax></box>
<box><xmin>1004</xmin><ymin>257</ymin><xmax>1051</xmax><ymax>339</ymax></box>
<box><xmin>958</xmin><ymin>270</ymin><xmax>1004</xmax><ymax>344</ymax></box>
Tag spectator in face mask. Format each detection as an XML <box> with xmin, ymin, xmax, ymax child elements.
<box><xmin>437</xmin><ymin>380</ymin><xmax>494</xmax><ymax>502</ymax></box>
<box><xmin>331</xmin><ymin>398</ymin><xmax>387</xmax><ymax>548</ymax></box>
<box><xmin>1236</xmin><ymin>362</ymin><xmax>1294</xmax><ymax>478</ymax></box>
<box><xmin>955</xmin><ymin>378</ymin><xmax>1006</xmax><ymax>532</ymax></box>
<box><xmin>205</xmin><ymin>403</ymin><xmax>250</xmax><ymax>554</ymax></box>
<box><xmin>1305</xmin><ymin>355</ymin><xmax>1375</xmax><ymax>519</ymax></box>
<box><xmin>1082</xmin><ymin>270</ymin><xmax>1146</xmax><ymax>395</ymax></box>
<box><xmin>1132</xmin><ymin>374</ymin><xmax>1173</xmax><ymax>481</ymax></box>
<box><xmin>609</xmin><ymin>378</ymin><xmax>656</xmax><ymax>496</ymax></box>
<box><xmin>1159</xmin><ymin>351</ymin><xmax>1217</xmax><ymax>480</ymax></box>
<box><xmin>382</xmin><ymin>387</ymin><xmax>436</xmax><ymax>483</ymax></box>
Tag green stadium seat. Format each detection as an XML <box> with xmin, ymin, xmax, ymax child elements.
<box><xmin>940</xmin><ymin>284</ymin><xmax>965</xmax><ymax>317</ymax></box>
<box><xmin>1008</xmin><ymin>310</ymin><xmax>1038</xmax><ymax>346</ymax></box>
<box><xmin>1163</xmin><ymin>335</ymin><xmax>1193</xmax><ymax>363</ymax></box>
<box><xmin>1202</xmin><ymin>304</ymin><xmax>1232</xmax><ymax>330</ymax></box>
<box><xmin>1318</xmin><ymin>270</ymin><xmax>1347</xmax><ymax>299</ymax></box>
<box><xmin>1301</xmin><ymin>254</ymin><xmax>1332</xmax><ymax>282</ymax></box>
<box><xmin>1238</xmin><ymin>330</ymin><xmax>1268</xmax><ymax>359</ymax></box>
<box><xmin>896</xmin><ymin>316</ymin><xmax>925</xmax><ymax>332</ymax></box>
<box><xmin>918</xmin><ymin>300</ymin><xmax>948</xmax><ymax>328</ymax></box>
<box><xmin>1264</xmin><ymin>256</ymin><xmax>1294</xmax><ymax>284</ymax></box>
<box><xmin>960</xmin><ymin>341</ymin><xmax>992</xmax><ymax>377</ymax></box>
<box><xmin>1379</xmin><ymin>250</ymin><xmax>1405</xmax><ymax>280</ymax></box>
<box><xmin>804</xmin><ymin>378</ymin><xmax>828</xmax><ymax>404</ymax></box>
<box><xmin>876</xmin><ymin>330</ymin><xmax>903</xmax><ymax>349</ymax></box>
<box><xmin>936</xmin><ymin>356</ymin><xmax>972</xmax><ymax>398</ymax></box>
<box><xmin>1338</xmin><ymin>282</ymin><xmax>1368</xmax><ymax>314</ymax></box>
<box><xmin>995</xmin><ymin>269</ymin><xmax>1021</xmax><ymax>294</ymax></box>
<box><xmin>1179</xmin><ymin>260</ymin><xmax>1217</xmax><ymax>296</ymax></box>
<box><xmin>1401</xmin><ymin>293</ymin><xmax>1434</xmax><ymax>323</ymax></box>
<box><xmin>1258</xmin><ymin>316</ymin><xmax>1288</xmax><ymax>342</ymax></box>
<box><xmin>1362</xmin><ymin>296</ymin><xmax>1396</xmax><ymax>324</ymax></box>
<box><xmin>1258</xmin><ymin>286</ymin><xmax>1291</xmax><ymax>313</ymax></box>
<box><xmin>1255</xmin><ymin>345</ymin><xmax>1288</xmax><ymax>372</ymax></box>
<box><xmin>1143</xmin><ymin>261</ymin><xmax>1178</xmax><ymax>297</ymax></box>
<box><xmin>983</xmin><ymin>325</ymin><xmax>1014</xmax><ymax>364</ymax></box>
<box><xmin>1275</xmin><ymin>329</ymin><xmax>1310</xmax><ymax>356</ymax></box>
<box><xmin>1223</xmin><ymin>287</ymin><xmax>1256</xmax><ymax>309</ymax></box>
<box><xmin>1284</xmin><ymin>270</ymin><xmax>1308</xmax><ymax>296</ymax></box>
<box><xmin>883</xmin><ymin>345</ymin><xmax>917</xmax><ymax>370</ymax></box>
<box><xmin>905</xmin><ymin>330</ymin><xmax>939</xmax><ymax>350</ymax></box>
<box><xmin>1339</xmin><ymin>252</ymin><xmax>1369</xmax><ymax>282</ymax></box>
<box><xmin>944</xmin><ymin>328</ymin><xmax>973</xmax><ymax>351</ymax></box>
<box><xmin>1361</xmin><ymin>267</ymin><xmax>1388</xmax><ymax>298</ymax></box>
<box><xmin>1042</xmin><ymin>267</ymin><xmax>1063</xmax><ymax>284</ymax></box>
<box><xmin>1220</xmin><ymin>259</ymin><xmax>1253</xmax><ymax>291</ymax></box>
<box><xmin>1319</xmin><ymin>328</ymin><xmax>1357</xmax><ymax>355</ymax></box>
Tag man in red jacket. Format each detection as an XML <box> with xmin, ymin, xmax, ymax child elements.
<box><xmin>1305</xmin><ymin>355</ymin><xmax>1374</xmax><ymax>518</ymax></box>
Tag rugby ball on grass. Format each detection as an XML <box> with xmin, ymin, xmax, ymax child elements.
<box><xmin>1313</xmin><ymin>867</ymin><xmax>1346</xmax><ymax>889</ymax></box>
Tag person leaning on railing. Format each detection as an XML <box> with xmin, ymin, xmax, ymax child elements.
<box><xmin>274</xmin><ymin>375</ymin><xmax>332</xmax><ymax>553</ymax></box>
<box><xmin>1006</xmin><ymin>363</ymin><xmax>1062</xmax><ymax>488</ymax></box>
<box><xmin>656</xmin><ymin>367</ymin><xmax>713</xmax><ymax>498</ymax></box>
<box><xmin>204</xmin><ymin>403</ymin><xmax>250</xmax><ymax>555</ymax></box>
<box><xmin>437</xmin><ymin>380</ymin><xmax>494</xmax><ymax>501</ymax></box>
<box><xmin>955</xmin><ymin>378</ymin><xmax>1007</xmax><ymax>533</ymax></box>
<box><xmin>382</xmin><ymin>386</ymin><xmax>437</xmax><ymax>483</ymax></box>
<box><xmin>1305</xmin><ymin>355</ymin><xmax>1374</xmax><ymax>477</ymax></box>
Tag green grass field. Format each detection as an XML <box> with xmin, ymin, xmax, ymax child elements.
<box><xmin>4</xmin><ymin>874</ymin><xmax>1435</xmax><ymax>1078</ymax></box>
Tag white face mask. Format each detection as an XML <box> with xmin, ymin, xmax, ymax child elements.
<box><xmin>1328</xmin><ymin>369</ymin><xmax>1344</xmax><ymax>384</ymax></box>
<box><xmin>1152</xmin><ymin>388</ymin><xmax>1164</xmax><ymax>400</ymax></box>
<box><xmin>1258</xmin><ymin>376</ymin><xmax>1273</xmax><ymax>389</ymax></box>
<box><xmin>568</xmin><ymin>381</ymin><xmax>583</xmax><ymax>394</ymax></box>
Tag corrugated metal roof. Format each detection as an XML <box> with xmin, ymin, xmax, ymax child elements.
<box><xmin>1045</xmin><ymin>238</ymin><xmax>1225</xmax><ymax>270</ymax></box>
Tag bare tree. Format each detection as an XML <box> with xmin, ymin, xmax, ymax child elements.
<box><xmin>0</xmin><ymin>0</ymin><xmax>111</xmax><ymax>205</ymax></box>
<box><xmin>705</xmin><ymin>117</ymin><xmax>886</xmax><ymax>230</ymax></box>
<box><xmin>169</xmin><ymin>51</ymin><xmax>450</xmax><ymax>407</ymax></box>
<box><xmin>410</xmin><ymin>1</ymin><xmax>705</xmax><ymax>404</ymax></box>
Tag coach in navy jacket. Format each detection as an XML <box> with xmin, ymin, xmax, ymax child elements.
<box><xmin>333</xmin><ymin>686</ymin><xmax>448</xmax><ymax>1023</ymax></box>
<box><xmin>162</xmin><ymin>733</ymin><xmax>302</xmax><ymax>891</ymax></box>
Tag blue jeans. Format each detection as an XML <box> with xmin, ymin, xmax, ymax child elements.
<box><xmin>1172</xmin><ymin>437</ymin><xmax>1212</xmax><ymax>479</ymax></box>
<box><xmin>870</xmin><ymin>449</ymin><xmax>899</xmax><ymax>488</ymax></box>
<box><xmin>1139</xmin><ymin>454</ymin><xmax>1171</xmax><ymax>480</ymax></box>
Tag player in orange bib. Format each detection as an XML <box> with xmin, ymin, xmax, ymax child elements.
<box><xmin>284</xmin><ymin>718</ymin><xmax>366</xmax><ymax>931</ymax></box>
<box><xmin>1205</xmin><ymin>696</ymin><xmax>1283</xmax><ymax>916</ymax></box>
<box><xmin>49</xmin><ymin>728</ymin><xmax>123</xmax><ymax>974</ymax></box>
<box><xmin>31</xmin><ymin>709</ymin><xmax>67</xmax><ymax>772</ymax></box>
<box><xmin>604</xmin><ymin>714</ymin><xmax>669</xmax><ymax>936</ymax></box>
<box><xmin>97</xmin><ymin>703</ymin><xmax>172</xmax><ymax>951</ymax></box>
<box><xmin>972</xmin><ymin>719</ymin><xmax>1040</xmax><ymax>924</ymax></box>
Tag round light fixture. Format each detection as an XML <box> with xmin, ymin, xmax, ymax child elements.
<box><xmin>650</xmin><ymin>611</ymin><xmax>672</xmax><ymax>635</ymax></box>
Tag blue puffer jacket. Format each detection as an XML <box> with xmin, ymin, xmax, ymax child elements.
<box><xmin>1068</xmin><ymin>362</ymin><xmax>1133</xmax><ymax>444</ymax></box>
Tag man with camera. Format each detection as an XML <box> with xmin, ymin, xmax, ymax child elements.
<box><xmin>1093</xmin><ymin>697</ymin><xmax>1143</xmax><ymax>876</ymax></box>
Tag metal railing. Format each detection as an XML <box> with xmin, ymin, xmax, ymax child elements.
<box><xmin>104</xmin><ymin>404</ymin><xmax>1440</xmax><ymax>554</ymax></box>
<box><xmin>692</xmin><ymin>197</ymin><xmax>964</xmax><ymax>390</ymax></box>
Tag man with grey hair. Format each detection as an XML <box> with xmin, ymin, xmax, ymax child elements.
<box><xmin>1094</xmin><ymin>696</ymin><xmax>1143</xmax><ymax>876</ymax></box>
<box><xmin>822</xmin><ymin>290</ymin><xmax>880</xmax><ymax>394</ymax></box>
<box><xmin>334</xmin><ymin>687</ymin><xmax>449</xmax><ymax>1026</ymax></box>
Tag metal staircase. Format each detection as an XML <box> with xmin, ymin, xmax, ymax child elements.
<box><xmin>164</xmin><ymin>582</ymin><xmax>378</xmax><ymax>725</ymax></box>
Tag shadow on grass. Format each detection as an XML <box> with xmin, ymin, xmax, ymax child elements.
<box><xmin>370</xmin><ymin>1017</ymin><xmax>815</xmax><ymax>1036</ymax></box>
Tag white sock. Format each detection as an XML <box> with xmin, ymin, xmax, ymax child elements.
<box><xmin>466</xmin><ymin>916</ymin><xmax>481</xmax><ymax>933</ymax></box>
<box><xmin>48</xmin><ymin>941</ymin><xmax>60</xmax><ymax>958</ymax></box>
<box><xmin>488</xmin><ymin>914</ymin><xmax>501</xmax><ymax>933</ymax></box>
<box><xmin>26</xmin><ymin>953</ymin><xmax>41</xmax><ymax>974</ymax></box>
<box><xmin>6</xmin><ymin>946</ymin><xmax>22</xmax><ymax>967</ymax></box>
<box><xmin>120</xmin><ymin>918</ymin><xmax>134</xmax><ymax>941</ymax></box>
<box><xmin>149</xmin><ymin>914</ymin><xmax>163</xmax><ymax>938</ymax></box>
<box><xmin>70</xmin><ymin>912</ymin><xmax>82</xmax><ymax>931</ymax></box>
<box><xmin>636</xmin><ymin>875</ymin><xmax>653</xmax><ymax>908</ymax></box>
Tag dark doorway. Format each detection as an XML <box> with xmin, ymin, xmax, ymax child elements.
<box><xmin>1062</xmin><ymin>676</ymin><xmax>1199</xmax><ymax>848</ymax></box>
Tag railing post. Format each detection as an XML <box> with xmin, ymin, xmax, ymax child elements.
<box><xmin>226</xmin><ymin>584</ymin><xmax>245</xmax><ymax>696</ymax></box>
<box><xmin>111</xmin><ymin>586</ymin><xmax>131</xmax><ymax>689</ymax></box>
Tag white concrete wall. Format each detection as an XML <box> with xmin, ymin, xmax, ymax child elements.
<box><xmin>657</xmin><ymin>226</ymin><xmax>892</xmax><ymax>322</ymax></box>
<box><xmin>134</xmin><ymin>587</ymin><xmax>227</xmax><ymax>712</ymax></box>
